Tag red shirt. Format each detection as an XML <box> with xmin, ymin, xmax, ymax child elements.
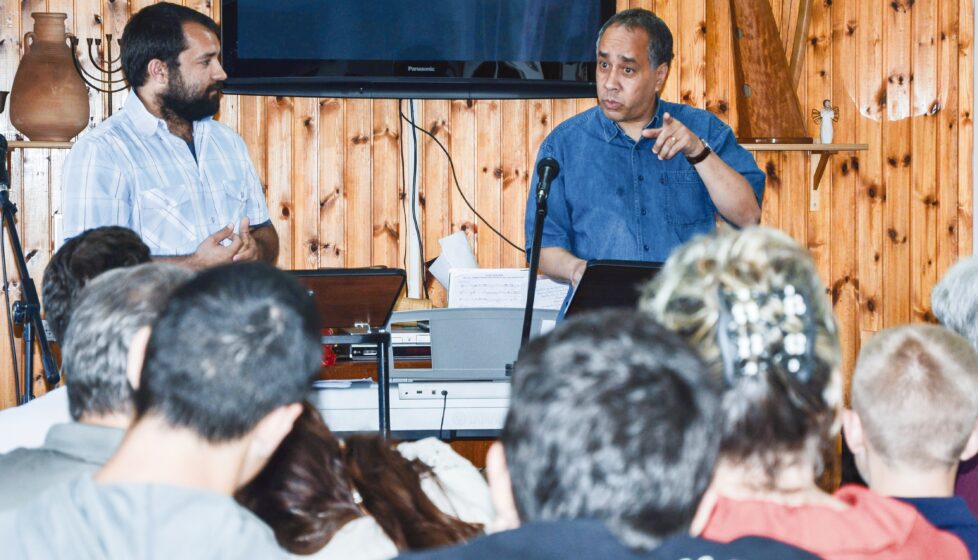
<box><xmin>701</xmin><ymin>484</ymin><xmax>968</xmax><ymax>559</ymax></box>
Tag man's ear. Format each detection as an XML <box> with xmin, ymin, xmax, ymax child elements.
<box><xmin>842</xmin><ymin>408</ymin><xmax>866</xmax><ymax>454</ymax></box>
<box><xmin>960</xmin><ymin>420</ymin><xmax>978</xmax><ymax>462</ymax></box>
<box><xmin>126</xmin><ymin>326</ymin><xmax>152</xmax><ymax>390</ymax></box>
<box><xmin>237</xmin><ymin>402</ymin><xmax>303</xmax><ymax>488</ymax></box>
<box><xmin>486</xmin><ymin>441</ymin><xmax>520</xmax><ymax>533</ymax></box>
<box><xmin>654</xmin><ymin>62</ymin><xmax>670</xmax><ymax>92</ymax></box>
<box><xmin>145</xmin><ymin>58</ymin><xmax>170</xmax><ymax>86</ymax></box>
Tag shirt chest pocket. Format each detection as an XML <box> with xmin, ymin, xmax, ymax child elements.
<box><xmin>205</xmin><ymin>179</ymin><xmax>251</xmax><ymax>226</ymax></box>
<box><xmin>137</xmin><ymin>186</ymin><xmax>196</xmax><ymax>246</ymax></box>
<box><xmin>662</xmin><ymin>171</ymin><xmax>714</xmax><ymax>226</ymax></box>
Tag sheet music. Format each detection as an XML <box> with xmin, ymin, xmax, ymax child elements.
<box><xmin>448</xmin><ymin>268</ymin><xmax>569</xmax><ymax>310</ymax></box>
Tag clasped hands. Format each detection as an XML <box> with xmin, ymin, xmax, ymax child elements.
<box><xmin>192</xmin><ymin>216</ymin><xmax>260</xmax><ymax>267</ymax></box>
<box><xmin>643</xmin><ymin>112</ymin><xmax>706</xmax><ymax>162</ymax></box>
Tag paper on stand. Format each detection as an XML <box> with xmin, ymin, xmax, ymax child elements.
<box><xmin>448</xmin><ymin>268</ymin><xmax>569</xmax><ymax>310</ymax></box>
<box><xmin>429</xmin><ymin>231</ymin><xmax>480</xmax><ymax>289</ymax></box>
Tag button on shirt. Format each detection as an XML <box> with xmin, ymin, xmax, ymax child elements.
<box><xmin>525</xmin><ymin>100</ymin><xmax>765</xmax><ymax>263</ymax></box>
<box><xmin>62</xmin><ymin>92</ymin><xmax>271</xmax><ymax>256</ymax></box>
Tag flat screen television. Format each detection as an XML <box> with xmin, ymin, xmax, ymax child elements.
<box><xmin>220</xmin><ymin>0</ymin><xmax>617</xmax><ymax>99</ymax></box>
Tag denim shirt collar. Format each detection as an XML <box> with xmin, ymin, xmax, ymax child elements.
<box><xmin>124</xmin><ymin>90</ymin><xmax>213</xmax><ymax>138</ymax></box>
<box><xmin>597</xmin><ymin>95</ymin><xmax>666</xmax><ymax>144</ymax></box>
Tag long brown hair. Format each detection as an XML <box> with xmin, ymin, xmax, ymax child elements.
<box><xmin>236</xmin><ymin>402</ymin><xmax>481</xmax><ymax>554</ymax></box>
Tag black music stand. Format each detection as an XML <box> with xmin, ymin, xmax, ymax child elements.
<box><xmin>292</xmin><ymin>268</ymin><xmax>405</xmax><ymax>438</ymax></box>
<box><xmin>563</xmin><ymin>259</ymin><xmax>663</xmax><ymax>317</ymax></box>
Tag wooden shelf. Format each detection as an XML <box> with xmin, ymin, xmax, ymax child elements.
<box><xmin>741</xmin><ymin>143</ymin><xmax>868</xmax><ymax>152</ymax></box>
<box><xmin>741</xmin><ymin>143</ymin><xmax>869</xmax><ymax>197</ymax></box>
<box><xmin>7</xmin><ymin>141</ymin><xmax>73</xmax><ymax>149</ymax></box>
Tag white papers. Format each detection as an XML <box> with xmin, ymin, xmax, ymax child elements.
<box><xmin>448</xmin><ymin>268</ymin><xmax>569</xmax><ymax>310</ymax></box>
<box><xmin>429</xmin><ymin>231</ymin><xmax>480</xmax><ymax>289</ymax></box>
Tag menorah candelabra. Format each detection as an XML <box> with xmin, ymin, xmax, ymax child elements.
<box><xmin>69</xmin><ymin>34</ymin><xmax>128</xmax><ymax>117</ymax></box>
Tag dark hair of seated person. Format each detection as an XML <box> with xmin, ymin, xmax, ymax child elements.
<box><xmin>236</xmin><ymin>402</ymin><xmax>482</xmax><ymax>554</ymax></box>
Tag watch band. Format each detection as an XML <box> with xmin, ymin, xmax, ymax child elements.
<box><xmin>686</xmin><ymin>138</ymin><xmax>711</xmax><ymax>165</ymax></box>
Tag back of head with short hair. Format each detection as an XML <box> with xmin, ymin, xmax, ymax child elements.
<box><xmin>121</xmin><ymin>1</ymin><xmax>219</xmax><ymax>89</ymax></box>
<box><xmin>42</xmin><ymin>226</ymin><xmax>151</xmax><ymax>343</ymax></box>
<box><xmin>504</xmin><ymin>309</ymin><xmax>721</xmax><ymax>550</ymax></box>
<box><xmin>852</xmin><ymin>324</ymin><xmax>978</xmax><ymax>470</ymax></box>
<box><xmin>931</xmin><ymin>256</ymin><xmax>978</xmax><ymax>352</ymax></box>
<box><xmin>640</xmin><ymin>227</ymin><xmax>841</xmax><ymax>481</ymax></box>
<box><xmin>63</xmin><ymin>263</ymin><xmax>193</xmax><ymax>421</ymax></box>
<box><xmin>135</xmin><ymin>263</ymin><xmax>322</xmax><ymax>442</ymax></box>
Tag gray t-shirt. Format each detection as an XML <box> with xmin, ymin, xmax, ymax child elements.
<box><xmin>0</xmin><ymin>422</ymin><xmax>123</xmax><ymax>511</ymax></box>
<box><xmin>0</xmin><ymin>476</ymin><xmax>288</xmax><ymax>559</ymax></box>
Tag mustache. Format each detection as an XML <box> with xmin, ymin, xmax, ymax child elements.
<box><xmin>208</xmin><ymin>82</ymin><xmax>225</xmax><ymax>94</ymax></box>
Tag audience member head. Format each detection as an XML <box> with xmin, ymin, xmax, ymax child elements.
<box><xmin>846</xmin><ymin>324</ymin><xmax>978</xmax><ymax>488</ymax></box>
<box><xmin>496</xmin><ymin>309</ymin><xmax>721</xmax><ymax>550</ymax></box>
<box><xmin>62</xmin><ymin>263</ymin><xmax>192</xmax><ymax>423</ymax></box>
<box><xmin>42</xmin><ymin>226</ymin><xmax>151</xmax><ymax>342</ymax></box>
<box><xmin>932</xmin><ymin>256</ymin><xmax>978</xmax><ymax>352</ymax></box>
<box><xmin>640</xmin><ymin>226</ymin><xmax>841</xmax><ymax>483</ymax></box>
<box><xmin>134</xmin><ymin>262</ymin><xmax>321</xmax><ymax>482</ymax></box>
<box><xmin>236</xmin><ymin>403</ymin><xmax>480</xmax><ymax>554</ymax></box>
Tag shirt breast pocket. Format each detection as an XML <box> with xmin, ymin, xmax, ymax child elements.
<box><xmin>206</xmin><ymin>179</ymin><xmax>251</xmax><ymax>227</ymax></box>
<box><xmin>662</xmin><ymin>171</ymin><xmax>714</xmax><ymax>226</ymax></box>
<box><xmin>137</xmin><ymin>186</ymin><xmax>196</xmax><ymax>247</ymax></box>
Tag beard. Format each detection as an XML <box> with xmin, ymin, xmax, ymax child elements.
<box><xmin>161</xmin><ymin>72</ymin><xmax>222</xmax><ymax>122</ymax></box>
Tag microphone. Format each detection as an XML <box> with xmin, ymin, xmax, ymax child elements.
<box><xmin>535</xmin><ymin>157</ymin><xmax>560</xmax><ymax>205</ymax></box>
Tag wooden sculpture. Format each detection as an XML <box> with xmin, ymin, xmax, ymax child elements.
<box><xmin>729</xmin><ymin>0</ymin><xmax>812</xmax><ymax>143</ymax></box>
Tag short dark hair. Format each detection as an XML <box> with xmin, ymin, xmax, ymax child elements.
<box><xmin>121</xmin><ymin>2</ymin><xmax>219</xmax><ymax>89</ymax></box>
<box><xmin>42</xmin><ymin>226</ymin><xmax>151</xmax><ymax>343</ymax></box>
<box><xmin>63</xmin><ymin>263</ymin><xmax>193</xmax><ymax>421</ymax></box>
<box><xmin>504</xmin><ymin>310</ymin><xmax>721</xmax><ymax>550</ymax></box>
<box><xmin>135</xmin><ymin>263</ymin><xmax>322</xmax><ymax>442</ymax></box>
<box><xmin>597</xmin><ymin>8</ymin><xmax>674</xmax><ymax>67</ymax></box>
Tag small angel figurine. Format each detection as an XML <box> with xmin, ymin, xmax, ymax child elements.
<box><xmin>811</xmin><ymin>99</ymin><xmax>839</xmax><ymax>144</ymax></box>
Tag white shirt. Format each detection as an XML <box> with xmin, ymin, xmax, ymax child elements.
<box><xmin>61</xmin><ymin>92</ymin><xmax>270</xmax><ymax>255</ymax></box>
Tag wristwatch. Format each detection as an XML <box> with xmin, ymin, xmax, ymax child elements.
<box><xmin>686</xmin><ymin>137</ymin><xmax>712</xmax><ymax>165</ymax></box>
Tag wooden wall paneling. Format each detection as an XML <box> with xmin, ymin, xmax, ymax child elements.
<box><xmin>0</xmin><ymin>146</ymin><xmax>24</xmax><ymax>406</ymax></box>
<box><xmin>420</xmin><ymin>99</ymin><xmax>451</xmax><ymax>306</ymax></box>
<box><xmin>400</xmin><ymin>100</ymin><xmax>422</xmax><ymax>280</ymax></box>
<box><xmin>265</xmin><ymin>96</ymin><xmax>294</xmax><ymax>269</ymax></box>
<box><xmin>959</xmin><ymin>1</ymin><xmax>974</xmax><ymax>256</ymax></box>
<box><xmin>475</xmin><ymin>100</ymin><xmax>501</xmax><ymax>269</ymax></box>
<box><xmin>292</xmin><ymin>97</ymin><xmax>320</xmax><ymax>271</ymax></box>
<box><xmin>551</xmin><ymin>99</ymin><xmax>578</xmax><ymax>129</ymax></box>
<box><xmin>500</xmin><ymin>100</ymin><xmax>528</xmax><ymax>269</ymax></box>
<box><xmin>881</xmin><ymin>0</ymin><xmax>913</xmax><ymax>326</ymax></box>
<box><xmin>805</xmin><ymin>0</ymin><xmax>830</xmax><ymax>284</ymax></box>
<box><xmin>345</xmin><ymin>99</ymin><xmax>372</xmax><ymax>268</ymax></box>
<box><xmin>679</xmin><ymin>0</ymin><xmax>707</xmax><ymax>108</ymax></box>
<box><xmin>909</xmin><ymin>0</ymin><xmax>940</xmax><ymax>322</ymax></box>
<box><xmin>319</xmin><ymin>98</ymin><xmax>346</xmax><ymax>268</ymax></box>
<box><xmin>854</xmin><ymin>0</ymin><xmax>884</xmax><ymax>332</ymax></box>
<box><xmin>370</xmin><ymin>100</ymin><xmax>400</xmax><ymax>267</ymax></box>
<box><xmin>706</xmin><ymin>0</ymin><xmax>737</xmax><ymax>129</ymax></box>
<box><xmin>756</xmin><ymin>152</ymin><xmax>782</xmax><ymax>230</ymax></box>
<box><xmin>104</xmin><ymin>0</ymin><xmax>129</xmax><ymax>116</ymax></box>
<box><xmin>238</xmin><ymin>95</ymin><xmax>266</xmax><ymax>187</ymax></box>
<box><xmin>449</xmin><ymin>100</ymin><xmax>477</xmax><ymax>252</ymax></box>
<box><xmin>830</xmin><ymin>1</ymin><xmax>859</xmax><ymax>380</ymax></box>
<box><xmin>935</xmin><ymin>0</ymin><xmax>960</xmax><ymax>279</ymax></box>
<box><xmin>527</xmin><ymin>100</ymin><xmax>552</xmax><ymax>174</ymax></box>
<box><xmin>653</xmin><ymin>0</ymin><xmax>679</xmax><ymax>104</ymax></box>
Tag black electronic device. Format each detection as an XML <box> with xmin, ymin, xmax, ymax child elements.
<box><xmin>563</xmin><ymin>259</ymin><xmax>663</xmax><ymax>317</ymax></box>
<box><xmin>220</xmin><ymin>0</ymin><xmax>616</xmax><ymax>99</ymax></box>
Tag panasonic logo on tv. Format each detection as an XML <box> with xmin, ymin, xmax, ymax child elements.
<box><xmin>407</xmin><ymin>66</ymin><xmax>436</xmax><ymax>72</ymax></box>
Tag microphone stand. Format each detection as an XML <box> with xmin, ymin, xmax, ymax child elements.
<box><xmin>521</xmin><ymin>159</ymin><xmax>559</xmax><ymax>347</ymax></box>
<box><xmin>0</xmin><ymin>134</ymin><xmax>60</xmax><ymax>403</ymax></box>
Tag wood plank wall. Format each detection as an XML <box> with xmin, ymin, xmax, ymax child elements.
<box><xmin>0</xmin><ymin>0</ymin><xmax>972</xmax><ymax>410</ymax></box>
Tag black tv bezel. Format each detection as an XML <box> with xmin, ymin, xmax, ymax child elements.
<box><xmin>219</xmin><ymin>0</ymin><xmax>617</xmax><ymax>99</ymax></box>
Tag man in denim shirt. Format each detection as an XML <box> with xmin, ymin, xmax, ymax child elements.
<box><xmin>525</xmin><ymin>9</ymin><xmax>764</xmax><ymax>286</ymax></box>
